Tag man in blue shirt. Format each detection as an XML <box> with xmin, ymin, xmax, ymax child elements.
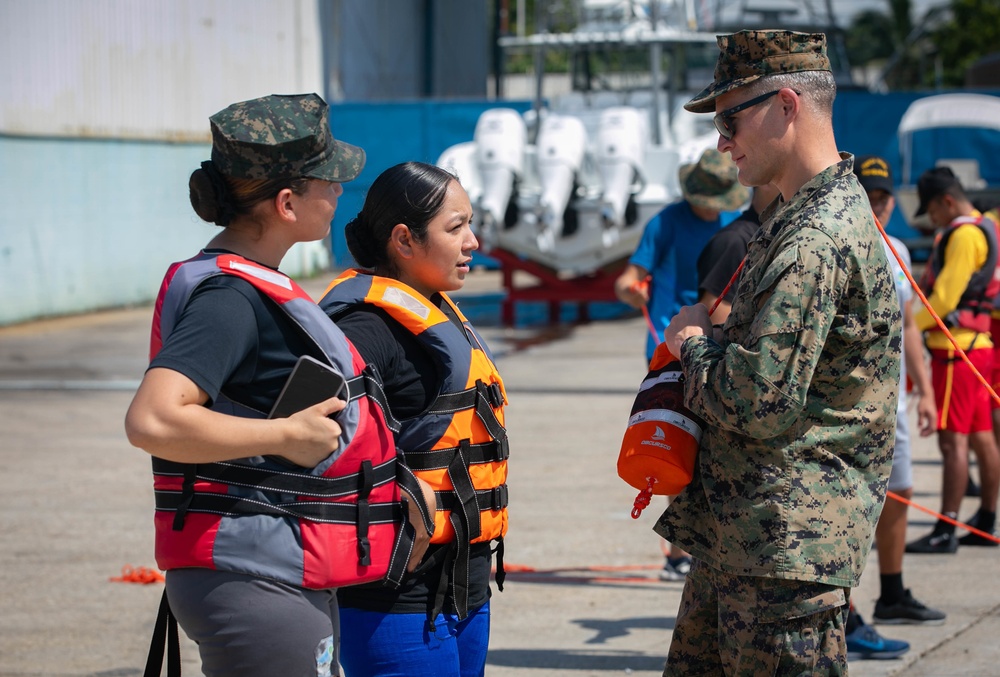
<box><xmin>615</xmin><ymin>148</ymin><xmax>748</xmax><ymax>360</ymax></box>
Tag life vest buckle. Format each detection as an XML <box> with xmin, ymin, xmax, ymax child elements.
<box><xmin>497</xmin><ymin>437</ymin><xmax>510</xmax><ymax>461</ymax></box>
<box><xmin>488</xmin><ymin>484</ymin><xmax>509</xmax><ymax>511</ymax></box>
<box><xmin>485</xmin><ymin>382</ymin><xmax>503</xmax><ymax>408</ymax></box>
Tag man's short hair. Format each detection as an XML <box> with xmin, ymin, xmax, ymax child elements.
<box><xmin>740</xmin><ymin>71</ymin><xmax>837</xmax><ymax>116</ymax></box>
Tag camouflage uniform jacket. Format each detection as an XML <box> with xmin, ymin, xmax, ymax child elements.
<box><xmin>654</xmin><ymin>154</ymin><xmax>901</xmax><ymax>588</ymax></box>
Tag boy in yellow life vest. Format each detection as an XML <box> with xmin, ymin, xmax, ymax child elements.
<box><xmin>906</xmin><ymin>167</ymin><xmax>1000</xmax><ymax>553</ymax></box>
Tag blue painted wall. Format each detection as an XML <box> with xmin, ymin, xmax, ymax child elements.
<box><xmin>0</xmin><ymin>135</ymin><xmax>331</xmax><ymax>326</ymax></box>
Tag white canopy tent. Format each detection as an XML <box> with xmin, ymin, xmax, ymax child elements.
<box><xmin>898</xmin><ymin>93</ymin><xmax>1000</xmax><ymax>184</ymax></box>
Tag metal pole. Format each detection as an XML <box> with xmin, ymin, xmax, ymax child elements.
<box><xmin>649</xmin><ymin>1</ymin><xmax>662</xmax><ymax>145</ymax></box>
<box><xmin>531</xmin><ymin>0</ymin><xmax>546</xmax><ymax>136</ymax></box>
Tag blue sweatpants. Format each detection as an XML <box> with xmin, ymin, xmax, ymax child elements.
<box><xmin>338</xmin><ymin>602</ymin><xmax>490</xmax><ymax>677</ymax></box>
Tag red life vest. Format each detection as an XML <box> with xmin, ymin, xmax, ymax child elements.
<box><xmin>149</xmin><ymin>252</ymin><xmax>410</xmax><ymax>590</ymax></box>
<box><xmin>320</xmin><ymin>270</ymin><xmax>508</xmax><ymax>618</ymax></box>
<box><xmin>922</xmin><ymin>215</ymin><xmax>1000</xmax><ymax>333</ymax></box>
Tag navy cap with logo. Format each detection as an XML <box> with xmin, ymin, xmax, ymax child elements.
<box><xmin>209</xmin><ymin>93</ymin><xmax>365</xmax><ymax>182</ymax></box>
<box><xmin>915</xmin><ymin>166</ymin><xmax>962</xmax><ymax>217</ymax></box>
<box><xmin>853</xmin><ymin>155</ymin><xmax>894</xmax><ymax>195</ymax></box>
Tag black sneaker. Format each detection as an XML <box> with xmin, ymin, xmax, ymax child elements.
<box><xmin>873</xmin><ymin>589</ymin><xmax>947</xmax><ymax>625</ymax></box>
<box><xmin>958</xmin><ymin>530</ymin><xmax>999</xmax><ymax>546</ymax></box>
<box><xmin>905</xmin><ymin>531</ymin><xmax>958</xmax><ymax>554</ymax></box>
<box><xmin>957</xmin><ymin>511</ymin><xmax>999</xmax><ymax>547</ymax></box>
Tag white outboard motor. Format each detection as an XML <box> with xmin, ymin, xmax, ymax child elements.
<box><xmin>535</xmin><ymin>113</ymin><xmax>587</xmax><ymax>252</ymax></box>
<box><xmin>474</xmin><ymin>108</ymin><xmax>526</xmax><ymax>249</ymax></box>
<box><xmin>437</xmin><ymin>141</ymin><xmax>482</xmax><ymax>228</ymax></box>
<box><xmin>597</xmin><ymin>106</ymin><xmax>647</xmax><ymax>238</ymax></box>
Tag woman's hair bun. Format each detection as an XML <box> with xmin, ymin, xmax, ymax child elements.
<box><xmin>344</xmin><ymin>213</ymin><xmax>379</xmax><ymax>268</ymax></box>
<box><xmin>189</xmin><ymin>161</ymin><xmax>237</xmax><ymax>227</ymax></box>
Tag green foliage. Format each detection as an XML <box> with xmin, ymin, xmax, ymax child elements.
<box><xmin>848</xmin><ymin>0</ymin><xmax>1000</xmax><ymax>89</ymax></box>
<box><xmin>928</xmin><ymin>0</ymin><xmax>1000</xmax><ymax>87</ymax></box>
<box><xmin>846</xmin><ymin>9</ymin><xmax>897</xmax><ymax>65</ymax></box>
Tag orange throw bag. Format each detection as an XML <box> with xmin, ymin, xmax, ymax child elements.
<box><xmin>618</xmin><ymin>342</ymin><xmax>703</xmax><ymax>517</ymax></box>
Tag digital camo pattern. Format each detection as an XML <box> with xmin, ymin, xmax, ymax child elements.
<box><xmin>686</xmin><ymin>30</ymin><xmax>832</xmax><ymax>113</ymax></box>
<box><xmin>664</xmin><ymin>559</ymin><xmax>848</xmax><ymax>676</ymax></box>
<box><xmin>679</xmin><ymin>148</ymin><xmax>750</xmax><ymax>212</ymax></box>
<box><xmin>209</xmin><ymin>93</ymin><xmax>365</xmax><ymax>182</ymax></box>
<box><xmin>654</xmin><ymin>154</ymin><xmax>901</xmax><ymax>588</ymax></box>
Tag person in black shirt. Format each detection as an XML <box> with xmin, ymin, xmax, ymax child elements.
<box><xmin>696</xmin><ymin>183</ymin><xmax>779</xmax><ymax>323</ymax></box>
<box><xmin>124</xmin><ymin>94</ymin><xmax>422</xmax><ymax>677</ymax></box>
<box><xmin>322</xmin><ymin>162</ymin><xmax>509</xmax><ymax>677</ymax></box>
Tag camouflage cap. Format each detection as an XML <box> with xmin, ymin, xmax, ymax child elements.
<box><xmin>679</xmin><ymin>148</ymin><xmax>749</xmax><ymax>212</ymax></box>
<box><xmin>209</xmin><ymin>93</ymin><xmax>365</xmax><ymax>182</ymax></box>
<box><xmin>685</xmin><ymin>30</ymin><xmax>831</xmax><ymax>114</ymax></box>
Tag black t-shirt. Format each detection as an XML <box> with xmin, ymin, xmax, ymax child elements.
<box><xmin>696</xmin><ymin>207</ymin><xmax>761</xmax><ymax>302</ymax></box>
<box><xmin>149</xmin><ymin>272</ymin><xmax>317</xmax><ymax>412</ymax></box>
<box><xmin>331</xmin><ymin>297</ymin><xmax>494</xmax><ymax>615</ymax></box>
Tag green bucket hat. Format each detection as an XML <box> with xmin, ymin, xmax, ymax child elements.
<box><xmin>209</xmin><ymin>93</ymin><xmax>365</xmax><ymax>182</ymax></box>
<box><xmin>679</xmin><ymin>149</ymin><xmax>750</xmax><ymax>212</ymax></box>
<box><xmin>685</xmin><ymin>30</ymin><xmax>831</xmax><ymax>114</ymax></box>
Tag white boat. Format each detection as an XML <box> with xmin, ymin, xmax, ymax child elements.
<box><xmin>436</xmin><ymin>0</ymin><xmax>720</xmax><ymax>280</ymax></box>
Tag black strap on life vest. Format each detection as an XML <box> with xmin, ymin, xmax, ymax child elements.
<box><xmin>403</xmin><ymin>440</ymin><xmax>508</xmax><ymax>471</ymax></box>
<box><xmin>171</xmin><ymin>464</ymin><xmax>197</xmax><ymax>531</ymax></box>
<box><xmin>427</xmin><ymin>380</ymin><xmax>504</xmax><ymax>414</ymax></box>
<box><xmin>421</xmin><ymin>379</ymin><xmax>510</xmax><ymax>627</ymax></box>
<box><xmin>493</xmin><ymin>537</ymin><xmax>506</xmax><ymax>591</ymax></box>
<box><xmin>144</xmin><ymin>590</ymin><xmax>181</xmax><ymax>677</ymax></box>
<box><xmin>356</xmin><ymin>460</ymin><xmax>373</xmax><ymax>566</ymax></box>
<box><xmin>157</xmin><ymin>455</ymin><xmax>397</xmax><ymax>499</ymax></box>
<box><xmin>435</xmin><ymin>485</ymin><xmax>510</xmax><ymax>513</ymax></box>
<box><xmin>345</xmin><ymin>366</ymin><xmax>401</xmax><ymax>433</ymax></box>
<box><xmin>154</xmin><ymin>489</ymin><xmax>402</xmax><ymax>524</ymax></box>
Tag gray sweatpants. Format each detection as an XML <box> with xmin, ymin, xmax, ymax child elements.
<box><xmin>166</xmin><ymin>568</ymin><xmax>340</xmax><ymax>677</ymax></box>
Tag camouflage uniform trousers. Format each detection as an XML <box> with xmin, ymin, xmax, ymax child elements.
<box><xmin>664</xmin><ymin>559</ymin><xmax>849</xmax><ymax>676</ymax></box>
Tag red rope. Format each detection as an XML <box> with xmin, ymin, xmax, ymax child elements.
<box><xmin>631</xmin><ymin>477</ymin><xmax>656</xmax><ymax>519</ymax></box>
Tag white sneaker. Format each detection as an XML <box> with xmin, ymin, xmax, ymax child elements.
<box><xmin>659</xmin><ymin>556</ymin><xmax>692</xmax><ymax>581</ymax></box>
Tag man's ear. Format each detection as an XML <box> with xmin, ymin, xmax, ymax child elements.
<box><xmin>389</xmin><ymin>223</ymin><xmax>415</xmax><ymax>260</ymax></box>
<box><xmin>779</xmin><ymin>87</ymin><xmax>800</xmax><ymax>119</ymax></box>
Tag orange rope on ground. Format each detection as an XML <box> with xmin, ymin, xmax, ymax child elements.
<box><xmin>109</xmin><ymin>565</ymin><xmax>165</xmax><ymax>584</ymax></box>
<box><xmin>887</xmin><ymin>490</ymin><xmax>1000</xmax><ymax>544</ymax></box>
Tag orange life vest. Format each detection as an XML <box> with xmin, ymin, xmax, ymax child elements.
<box><xmin>320</xmin><ymin>270</ymin><xmax>508</xmax><ymax>619</ymax></box>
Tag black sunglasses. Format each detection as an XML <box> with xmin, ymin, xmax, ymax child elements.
<box><xmin>713</xmin><ymin>89</ymin><xmax>794</xmax><ymax>140</ymax></box>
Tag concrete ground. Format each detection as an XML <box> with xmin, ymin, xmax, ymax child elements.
<box><xmin>1</xmin><ymin>269</ymin><xmax>998</xmax><ymax>677</ymax></box>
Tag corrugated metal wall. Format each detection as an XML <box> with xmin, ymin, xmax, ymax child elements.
<box><xmin>326</xmin><ymin>0</ymin><xmax>488</xmax><ymax>101</ymax></box>
<box><xmin>0</xmin><ymin>0</ymin><xmax>331</xmax><ymax>326</ymax></box>
<box><xmin>0</xmin><ymin>0</ymin><xmax>325</xmax><ymax>140</ymax></box>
